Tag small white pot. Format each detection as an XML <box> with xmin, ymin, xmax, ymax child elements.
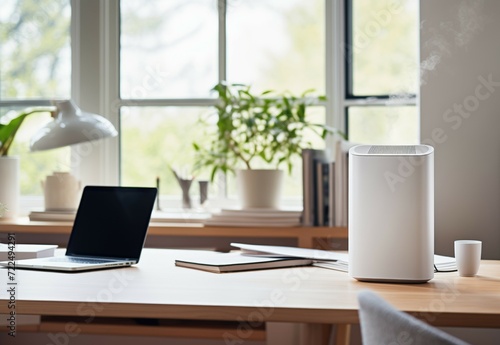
<box><xmin>0</xmin><ymin>156</ymin><xmax>20</xmax><ymax>219</ymax></box>
<box><xmin>236</xmin><ymin>169</ymin><xmax>284</xmax><ymax>209</ymax></box>
<box><xmin>42</xmin><ymin>172</ymin><xmax>82</xmax><ymax>211</ymax></box>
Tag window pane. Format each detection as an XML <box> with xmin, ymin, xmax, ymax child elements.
<box><xmin>120</xmin><ymin>0</ymin><xmax>218</xmax><ymax>99</ymax></box>
<box><xmin>348</xmin><ymin>106</ymin><xmax>418</xmax><ymax>144</ymax></box>
<box><xmin>350</xmin><ymin>0</ymin><xmax>418</xmax><ymax>96</ymax></box>
<box><xmin>0</xmin><ymin>0</ymin><xmax>71</xmax><ymax>198</ymax></box>
<box><xmin>120</xmin><ymin>107</ymin><xmax>218</xmax><ymax>206</ymax></box>
<box><xmin>0</xmin><ymin>0</ymin><xmax>71</xmax><ymax>100</ymax></box>
<box><xmin>227</xmin><ymin>0</ymin><xmax>325</xmax><ymax>95</ymax></box>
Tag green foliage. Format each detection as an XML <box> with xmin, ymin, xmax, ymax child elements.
<box><xmin>193</xmin><ymin>82</ymin><xmax>344</xmax><ymax>181</ymax></box>
<box><xmin>0</xmin><ymin>0</ymin><xmax>70</xmax><ymax>99</ymax></box>
<box><xmin>0</xmin><ymin>107</ymin><xmax>54</xmax><ymax>156</ymax></box>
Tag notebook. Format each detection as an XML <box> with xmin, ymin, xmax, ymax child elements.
<box><xmin>175</xmin><ymin>252</ymin><xmax>313</xmax><ymax>273</ymax></box>
<box><xmin>0</xmin><ymin>186</ymin><xmax>157</xmax><ymax>272</ymax></box>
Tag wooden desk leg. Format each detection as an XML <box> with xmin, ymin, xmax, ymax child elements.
<box><xmin>299</xmin><ymin>323</ymin><xmax>331</xmax><ymax>345</ymax></box>
<box><xmin>334</xmin><ymin>324</ymin><xmax>351</xmax><ymax>345</ymax></box>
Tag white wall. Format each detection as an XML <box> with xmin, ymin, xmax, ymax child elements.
<box><xmin>420</xmin><ymin>0</ymin><xmax>500</xmax><ymax>260</ymax></box>
<box><xmin>420</xmin><ymin>2</ymin><xmax>500</xmax><ymax>341</ymax></box>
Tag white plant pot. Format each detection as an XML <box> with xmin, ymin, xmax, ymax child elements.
<box><xmin>236</xmin><ymin>169</ymin><xmax>284</xmax><ymax>209</ymax></box>
<box><xmin>0</xmin><ymin>156</ymin><xmax>20</xmax><ymax>219</ymax></box>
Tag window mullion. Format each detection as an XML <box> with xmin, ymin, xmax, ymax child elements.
<box><xmin>218</xmin><ymin>0</ymin><xmax>227</xmax><ymax>83</ymax></box>
<box><xmin>217</xmin><ymin>0</ymin><xmax>228</xmax><ymax>200</ymax></box>
<box><xmin>344</xmin><ymin>0</ymin><xmax>354</xmax><ymax>99</ymax></box>
<box><xmin>328</xmin><ymin>0</ymin><xmax>347</xmax><ymax>140</ymax></box>
<box><xmin>101</xmin><ymin>0</ymin><xmax>120</xmax><ymax>185</ymax></box>
<box><xmin>71</xmin><ymin>0</ymin><xmax>119</xmax><ymax>186</ymax></box>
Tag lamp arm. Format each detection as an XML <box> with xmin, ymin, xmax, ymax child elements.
<box><xmin>0</xmin><ymin>106</ymin><xmax>56</xmax><ymax>156</ymax></box>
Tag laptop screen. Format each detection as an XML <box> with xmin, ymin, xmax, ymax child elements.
<box><xmin>65</xmin><ymin>186</ymin><xmax>157</xmax><ymax>261</ymax></box>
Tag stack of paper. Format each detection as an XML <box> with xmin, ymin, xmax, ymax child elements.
<box><xmin>203</xmin><ymin>208</ymin><xmax>302</xmax><ymax>227</ymax></box>
<box><xmin>434</xmin><ymin>255</ymin><xmax>458</xmax><ymax>272</ymax></box>
<box><xmin>0</xmin><ymin>244</ymin><xmax>58</xmax><ymax>261</ymax></box>
<box><xmin>232</xmin><ymin>242</ymin><xmax>349</xmax><ymax>263</ymax></box>
<box><xmin>174</xmin><ymin>244</ymin><xmax>458</xmax><ymax>275</ymax></box>
<box><xmin>230</xmin><ymin>243</ymin><xmax>457</xmax><ymax>273</ymax></box>
<box><xmin>150</xmin><ymin>210</ymin><xmax>210</xmax><ymax>223</ymax></box>
<box><xmin>29</xmin><ymin>210</ymin><xmax>75</xmax><ymax>221</ymax></box>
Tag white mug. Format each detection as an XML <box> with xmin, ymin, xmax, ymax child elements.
<box><xmin>454</xmin><ymin>240</ymin><xmax>482</xmax><ymax>277</ymax></box>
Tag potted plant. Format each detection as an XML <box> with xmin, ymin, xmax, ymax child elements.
<box><xmin>193</xmin><ymin>82</ymin><xmax>344</xmax><ymax>209</ymax></box>
<box><xmin>0</xmin><ymin>107</ymin><xmax>54</xmax><ymax>218</ymax></box>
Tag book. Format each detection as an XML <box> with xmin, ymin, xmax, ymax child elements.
<box><xmin>175</xmin><ymin>252</ymin><xmax>313</xmax><ymax>273</ymax></box>
<box><xmin>28</xmin><ymin>209</ymin><xmax>210</xmax><ymax>223</ymax></box>
<box><xmin>150</xmin><ymin>210</ymin><xmax>210</xmax><ymax>223</ymax></box>
<box><xmin>328</xmin><ymin>161</ymin><xmax>336</xmax><ymax>227</ymax></box>
<box><xmin>0</xmin><ymin>244</ymin><xmax>57</xmax><ymax>261</ymax></box>
<box><xmin>301</xmin><ymin>149</ymin><xmax>329</xmax><ymax>226</ymax></box>
<box><xmin>0</xmin><ymin>315</ymin><xmax>40</xmax><ymax>327</ymax></box>
<box><xmin>203</xmin><ymin>208</ymin><xmax>302</xmax><ymax>227</ymax></box>
<box><xmin>334</xmin><ymin>140</ymin><xmax>357</xmax><ymax>227</ymax></box>
<box><xmin>203</xmin><ymin>219</ymin><xmax>301</xmax><ymax>227</ymax></box>
<box><xmin>215</xmin><ymin>208</ymin><xmax>302</xmax><ymax>217</ymax></box>
<box><xmin>315</xmin><ymin>160</ymin><xmax>329</xmax><ymax>226</ymax></box>
<box><xmin>29</xmin><ymin>210</ymin><xmax>75</xmax><ymax>221</ymax></box>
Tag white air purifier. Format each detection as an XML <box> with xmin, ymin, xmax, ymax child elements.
<box><xmin>348</xmin><ymin>145</ymin><xmax>434</xmax><ymax>283</ymax></box>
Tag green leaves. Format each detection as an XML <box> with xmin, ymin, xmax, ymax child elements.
<box><xmin>0</xmin><ymin>107</ymin><xmax>54</xmax><ymax>156</ymax></box>
<box><xmin>193</xmin><ymin>82</ymin><xmax>341</xmax><ymax>181</ymax></box>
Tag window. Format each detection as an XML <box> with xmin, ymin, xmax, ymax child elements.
<box><xmin>2</xmin><ymin>0</ymin><xmax>419</xmax><ymax>211</ymax></box>
<box><xmin>344</xmin><ymin>0</ymin><xmax>419</xmax><ymax>144</ymax></box>
<box><xmin>0</xmin><ymin>0</ymin><xmax>71</xmax><ymax>202</ymax></box>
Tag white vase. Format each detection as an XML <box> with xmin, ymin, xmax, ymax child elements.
<box><xmin>0</xmin><ymin>156</ymin><xmax>20</xmax><ymax>219</ymax></box>
<box><xmin>236</xmin><ymin>169</ymin><xmax>284</xmax><ymax>209</ymax></box>
<box><xmin>42</xmin><ymin>172</ymin><xmax>82</xmax><ymax>211</ymax></box>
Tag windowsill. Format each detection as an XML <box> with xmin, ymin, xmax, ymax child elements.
<box><xmin>20</xmin><ymin>195</ymin><xmax>303</xmax><ymax>217</ymax></box>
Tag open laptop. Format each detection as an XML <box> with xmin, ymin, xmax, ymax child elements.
<box><xmin>1</xmin><ymin>186</ymin><xmax>157</xmax><ymax>272</ymax></box>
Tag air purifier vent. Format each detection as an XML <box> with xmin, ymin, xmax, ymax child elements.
<box><xmin>368</xmin><ymin>145</ymin><xmax>416</xmax><ymax>155</ymax></box>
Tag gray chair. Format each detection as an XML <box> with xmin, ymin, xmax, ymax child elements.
<box><xmin>357</xmin><ymin>290</ymin><xmax>470</xmax><ymax>345</ymax></box>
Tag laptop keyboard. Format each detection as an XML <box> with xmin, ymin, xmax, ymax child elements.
<box><xmin>48</xmin><ymin>257</ymin><xmax>114</xmax><ymax>264</ymax></box>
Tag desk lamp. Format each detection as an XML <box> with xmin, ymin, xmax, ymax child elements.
<box><xmin>0</xmin><ymin>100</ymin><xmax>117</xmax><ymax>219</ymax></box>
<box><xmin>29</xmin><ymin>100</ymin><xmax>118</xmax><ymax>212</ymax></box>
<box><xmin>30</xmin><ymin>100</ymin><xmax>117</xmax><ymax>151</ymax></box>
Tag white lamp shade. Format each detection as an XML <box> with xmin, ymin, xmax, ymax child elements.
<box><xmin>30</xmin><ymin>100</ymin><xmax>118</xmax><ymax>151</ymax></box>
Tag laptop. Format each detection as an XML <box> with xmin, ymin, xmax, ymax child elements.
<box><xmin>1</xmin><ymin>186</ymin><xmax>157</xmax><ymax>272</ymax></box>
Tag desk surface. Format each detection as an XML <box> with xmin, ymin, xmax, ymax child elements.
<box><xmin>1</xmin><ymin>248</ymin><xmax>499</xmax><ymax>328</ymax></box>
